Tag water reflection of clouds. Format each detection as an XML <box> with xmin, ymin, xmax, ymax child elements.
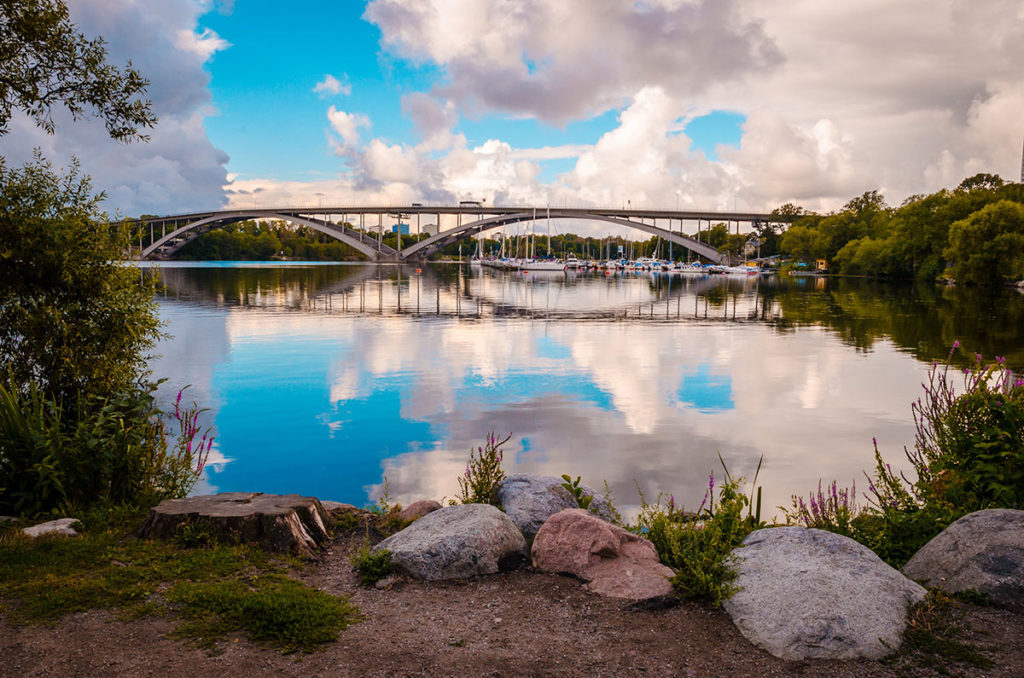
<box><xmin>152</xmin><ymin>280</ymin><xmax>927</xmax><ymax>520</ymax></box>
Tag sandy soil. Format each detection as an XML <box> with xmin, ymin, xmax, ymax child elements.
<box><xmin>1</xmin><ymin>529</ymin><xmax>1022</xmax><ymax>678</ymax></box>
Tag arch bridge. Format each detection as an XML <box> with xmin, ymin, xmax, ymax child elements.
<box><xmin>129</xmin><ymin>205</ymin><xmax>781</xmax><ymax>264</ymax></box>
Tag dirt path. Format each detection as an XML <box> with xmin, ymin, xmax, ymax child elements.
<box><xmin>2</xmin><ymin>531</ymin><xmax>1022</xmax><ymax>677</ymax></box>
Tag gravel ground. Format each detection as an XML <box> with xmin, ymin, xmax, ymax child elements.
<box><xmin>1</xmin><ymin>529</ymin><xmax>1021</xmax><ymax>678</ymax></box>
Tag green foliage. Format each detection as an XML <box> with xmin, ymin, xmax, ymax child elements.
<box><xmin>457</xmin><ymin>431</ymin><xmax>509</xmax><ymax>506</ymax></box>
<box><xmin>775</xmin><ymin>175</ymin><xmax>1024</xmax><ymax>281</ymax></box>
<box><xmin>0</xmin><ymin>380</ymin><xmax>211</xmax><ymax>516</ymax></box>
<box><xmin>171</xmin><ymin>519</ymin><xmax>218</xmax><ymax>549</ymax></box>
<box><xmin>638</xmin><ymin>457</ymin><xmax>764</xmax><ymax>607</ymax></box>
<box><xmin>0</xmin><ymin>0</ymin><xmax>156</xmax><ymax>141</ymax></box>
<box><xmin>945</xmin><ymin>200</ymin><xmax>1024</xmax><ymax>286</ymax></box>
<box><xmin>175</xmin><ymin>219</ymin><xmax>363</xmax><ymax>261</ymax></box>
<box><xmin>0</xmin><ymin>153</ymin><xmax>161</xmax><ymax>406</ymax></box>
<box><xmin>168</xmin><ymin>574</ymin><xmax>360</xmax><ymax>653</ymax></box>
<box><xmin>349</xmin><ymin>542</ymin><xmax>393</xmax><ymax>587</ymax></box>
<box><xmin>367</xmin><ymin>476</ymin><xmax>408</xmax><ymax>534</ymax></box>
<box><xmin>864</xmin><ymin>351</ymin><xmax>1024</xmax><ymax>566</ymax></box>
<box><xmin>559</xmin><ymin>474</ymin><xmax>593</xmax><ymax>510</ymax></box>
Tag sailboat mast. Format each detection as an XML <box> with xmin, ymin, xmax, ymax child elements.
<box><xmin>546</xmin><ymin>206</ymin><xmax>551</xmax><ymax>257</ymax></box>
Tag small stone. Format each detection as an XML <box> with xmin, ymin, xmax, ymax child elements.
<box><xmin>320</xmin><ymin>500</ymin><xmax>361</xmax><ymax>515</ymax></box>
<box><xmin>374</xmin><ymin>574</ymin><xmax>402</xmax><ymax>590</ymax></box>
<box><xmin>23</xmin><ymin>518</ymin><xmax>81</xmax><ymax>538</ymax></box>
<box><xmin>397</xmin><ymin>500</ymin><xmax>442</xmax><ymax>523</ymax></box>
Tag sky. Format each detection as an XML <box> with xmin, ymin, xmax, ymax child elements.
<box><xmin>3</xmin><ymin>0</ymin><xmax>1023</xmax><ymax>221</ymax></box>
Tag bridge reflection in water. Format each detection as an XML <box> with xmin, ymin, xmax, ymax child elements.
<box><xmin>150</xmin><ymin>262</ymin><xmax>783</xmax><ymax>324</ymax></box>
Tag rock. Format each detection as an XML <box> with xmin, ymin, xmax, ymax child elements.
<box><xmin>23</xmin><ymin>518</ymin><xmax>81</xmax><ymax>538</ymax></box>
<box><xmin>374</xmin><ymin>574</ymin><xmax>403</xmax><ymax>590</ymax></box>
<box><xmin>903</xmin><ymin>509</ymin><xmax>1024</xmax><ymax>608</ymax></box>
<box><xmin>723</xmin><ymin>527</ymin><xmax>926</xmax><ymax>660</ymax></box>
<box><xmin>320</xmin><ymin>500</ymin><xmax>361</xmax><ymax>515</ymax></box>
<box><xmin>531</xmin><ymin>508</ymin><xmax>674</xmax><ymax>600</ymax></box>
<box><xmin>138</xmin><ymin>492</ymin><xmax>331</xmax><ymax>557</ymax></box>
<box><xmin>0</xmin><ymin>516</ymin><xmax>15</xmax><ymax>523</ymax></box>
<box><xmin>497</xmin><ymin>473</ymin><xmax>614</xmax><ymax>540</ymax></box>
<box><xmin>397</xmin><ymin>500</ymin><xmax>442</xmax><ymax>523</ymax></box>
<box><xmin>374</xmin><ymin>504</ymin><xmax>526</xmax><ymax>581</ymax></box>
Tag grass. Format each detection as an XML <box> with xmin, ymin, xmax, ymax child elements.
<box><xmin>886</xmin><ymin>591</ymin><xmax>995</xmax><ymax>675</ymax></box>
<box><xmin>349</xmin><ymin>541</ymin><xmax>393</xmax><ymax>587</ymax></box>
<box><xmin>0</xmin><ymin>506</ymin><xmax>360</xmax><ymax>653</ymax></box>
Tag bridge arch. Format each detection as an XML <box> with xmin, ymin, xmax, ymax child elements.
<box><xmin>400</xmin><ymin>211</ymin><xmax>724</xmax><ymax>263</ymax></box>
<box><xmin>140</xmin><ymin>212</ymin><xmax>396</xmax><ymax>260</ymax></box>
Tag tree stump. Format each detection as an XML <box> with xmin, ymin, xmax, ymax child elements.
<box><xmin>138</xmin><ymin>493</ymin><xmax>332</xmax><ymax>556</ymax></box>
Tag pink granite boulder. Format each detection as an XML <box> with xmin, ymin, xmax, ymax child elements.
<box><xmin>531</xmin><ymin>508</ymin><xmax>674</xmax><ymax>599</ymax></box>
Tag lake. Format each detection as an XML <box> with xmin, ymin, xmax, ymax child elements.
<box><xmin>144</xmin><ymin>262</ymin><xmax>1024</xmax><ymax>520</ymax></box>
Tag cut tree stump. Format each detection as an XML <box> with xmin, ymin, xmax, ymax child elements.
<box><xmin>138</xmin><ymin>493</ymin><xmax>332</xmax><ymax>556</ymax></box>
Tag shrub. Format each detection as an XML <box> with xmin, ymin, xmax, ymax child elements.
<box><xmin>0</xmin><ymin>153</ymin><xmax>160</xmax><ymax>408</ymax></box>
<box><xmin>457</xmin><ymin>432</ymin><xmax>509</xmax><ymax>506</ymax></box>
<box><xmin>638</xmin><ymin>456</ymin><xmax>764</xmax><ymax>607</ymax></box>
<box><xmin>0</xmin><ymin>381</ymin><xmax>212</xmax><ymax>516</ymax></box>
<box><xmin>560</xmin><ymin>474</ymin><xmax>593</xmax><ymax>510</ymax></box>
<box><xmin>864</xmin><ymin>348</ymin><xmax>1024</xmax><ymax>566</ymax></box>
<box><xmin>349</xmin><ymin>543</ymin><xmax>393</xmax><ymax>587</ymax></box>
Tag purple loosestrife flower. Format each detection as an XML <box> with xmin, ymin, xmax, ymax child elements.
<box><xmin>953</xmin><ymin>340</ymin><xmax>960</xmax><ymax>349</ymax></box>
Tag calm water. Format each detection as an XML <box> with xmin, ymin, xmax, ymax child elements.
<box><xmin>144</xmin><ymin>262</ymin><xmax>1024</xmax><ymax>519</ymax></box>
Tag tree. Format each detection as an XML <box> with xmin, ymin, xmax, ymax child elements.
<box><xmin>0</xmin><ymin>0</ymin><xmax>156</xmax><ymax>141</ymax></box>
<box><xmin>945</xmin><ymin>200</ymin><xmax>1024</xmax><ymax>286</ymax></box>
<box><xmin>956</xmin><ymin>173</ymin><xmax>1004</xmax><ymax>193</ymax></box>
<box><xmin>779</xmin><ymin>224</ymin><xmax>822</xmax><ymax>261</ymax></box>
<box><xmin>0</xmin><ymin>152</ymin><xmax>160</xmax><ymax>405</ymax></box>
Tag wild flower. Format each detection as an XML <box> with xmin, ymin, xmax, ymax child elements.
<box><xmin>783</xmin><ymin>480</ymin><xmax>862</xmax><ymax>538</ymax></box>
<box><xmin>864</xmin><ymin>346</ymin><xmax>1024</xmax><ymax>566</ymax></box>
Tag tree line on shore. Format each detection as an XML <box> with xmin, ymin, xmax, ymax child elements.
<box><xmin>170</xmin><ymin>173</ymin><xmax>1024</xmax><ymax>286</ymax></box>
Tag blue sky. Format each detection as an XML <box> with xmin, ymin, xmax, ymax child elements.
<box><xmin>3</xmin><ymin>1</ymin><xmax>1019</xmax><ymax>217</ymax></box>
<box><xmin>199</xmin><ymin>1</ymin><xmax>744</xmax><ymax>185</ymax></box>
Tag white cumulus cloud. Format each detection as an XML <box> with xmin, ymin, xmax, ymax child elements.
<box><xmin>0</xmin><ymin>0</ymin><xmax>231</xmax><ymax>216</ymax></box>
<box><xmin>313</xmin><ymin>74</ymin><xmax>351</xmax><ymax>98</ymax></box>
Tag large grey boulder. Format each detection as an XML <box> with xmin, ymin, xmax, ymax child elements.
<box><xmin>374</xmin><ymin>503</ymin><xmax>527</xmax><ymax>581</ymax></box>
<box><xmin>497</xmin><ymin>473</ymin><xmax>614</xmax><ymax>540</ymax></box>
<box><xmin>903</xmin><ymin>509</ymin><xmax>1024</xmax><ymax>607</ymax></box>
<box><xmin>723</xmin><ymin>527</ymin><xmax>926</xmax><ymax>660</ymax></box>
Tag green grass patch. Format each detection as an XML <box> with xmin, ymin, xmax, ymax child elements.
<box><xmin>0</xmin><ymin>508</ymin><xmax>359</xmax><ymax>652</ymax></box>
<box><xmin>887</xmin><ymin>591</ymin><xmax>994</xmax><ymax>675</ymax></box>
<box><xmin>349</xmin><ymin>542</ymin><xmax>393</xmax><ymax>587</ymax></box>
<box><xmin>168</xmin><ymin>574</ymin><xmax>361</xmax><ymax>653</ymax></box>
